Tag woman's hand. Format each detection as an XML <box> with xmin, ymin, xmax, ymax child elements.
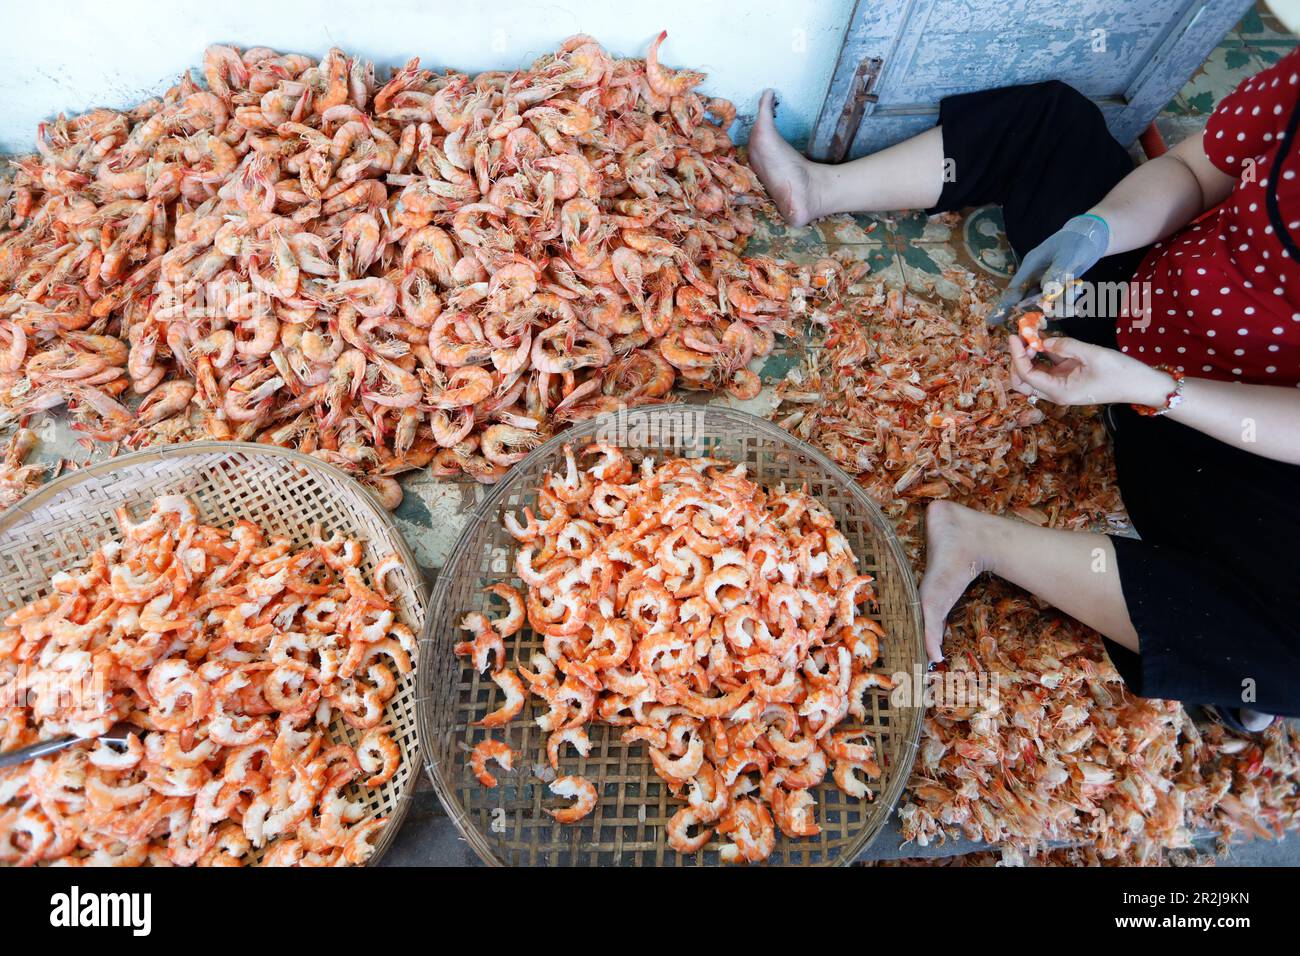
<box><xmin>989</xmin><ymin>215</ymin><xmax>1110</xmax><ymax>325</ymax></box>
<box><xmin>1008</xmin><ymin>334</ymin><xmax>1174</xmax><ymax>408</ymax></box>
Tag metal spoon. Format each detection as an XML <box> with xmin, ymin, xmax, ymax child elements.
<box><xmin>0</xmin><ymin>722</ymin><xmax>138</xmax><ymax>770</ymax></box>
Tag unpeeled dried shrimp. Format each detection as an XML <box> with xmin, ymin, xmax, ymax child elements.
<box><xmin>462</xmin><ymin>445</ymin><xmax>894</xmax><ymax>863</ymax></box>
<box><xmin>0</xmin><ymin>494</ymin><xmax>412</xmax><ymax>866</ymax></box>
<box><xmin>0</xmin><ymin>427</ymin><xmax>43</xmax><ymax>510</ymax></box>
<box><xmin>0</xmin><ymin>34</ymin><xmax>796</xmax><ymax>499</ymax></box>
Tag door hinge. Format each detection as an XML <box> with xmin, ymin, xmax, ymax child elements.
<box><xmin>828</xmin><ymin>56</ymin><xmax>884</xmax><ymax>163</ymax></box>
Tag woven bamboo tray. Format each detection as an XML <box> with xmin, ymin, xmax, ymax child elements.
<box><xmin>0</xmin><ymin>442</ymin><xmax>426</xmax><ymax>866</ymax></box>
<box><xmin>418</xmin><ymin>405</ymin><xmax>924</xmax><ymax>866</ymax></box>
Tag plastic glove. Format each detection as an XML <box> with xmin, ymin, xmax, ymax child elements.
<box><xmin>988</xmin><ymin>214</ymin><xmax>1110</xmax><ymax>326</ymax></box>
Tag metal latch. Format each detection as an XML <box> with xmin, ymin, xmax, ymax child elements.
<box><xmin>827</xmin><ymin>56</ymin><xmax>883</xmax><ymax>163</ymax></box>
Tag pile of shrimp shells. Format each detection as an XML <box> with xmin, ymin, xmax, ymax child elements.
<box><xmin>0</xmin><ymin>493</ymin><xmax>412</xmax><ymax>866</ymax></box>
<box><xmin>781</xmin><ymin>261</ymin><xmax>1300</xmax><ymax>863</ymax></box>
<box><xmin>0</xmin><ymin>33</ymin><xmax>797</xmax><ymax>501</ymax></box>
<box><xmin>776</xmin><ymin>262</ymin><xmax>1125</xmax><ymax>561</ymax></box>
<box><xmin>462</xmin><ymin>446</ymin><xmax>895</xmax><ymax>863</ymax></box>
<box><xmin>904</xmin><ymin>581</ymin><xmax>1300</xmax><ymax>863</ymax></box>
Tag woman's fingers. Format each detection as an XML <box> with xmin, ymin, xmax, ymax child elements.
<box><xmin>1038</xmin><ymin>335</ymin><xmax>1088</xmax><ymax>361</ymax></box>
<box><xmin>1008</xmin><ymin>332</ymin><xmax>1081</xmax><ymax>392</ymax></box>
<box><xmin>1007</xmin><ymin>333</ymin><xmax>1032</xmax><ymax>372</ymax></box>
<box><xmin>1008</xmin><ymin>336</ymin><xmax>1040</xmax><ymax>396</ymax></box>
<box><xmin>1008</xmin><ymin>334</ymin><xmax>1053</xmax><ymax>387</ymax></box>
<box><xmin>1022</xmin><ymin>366</ymin><xmax>1066</xmax><ymax>400</ymax></box>
<box><xmin>1009</xmin><ymin>361</ymin><xmax>1033</xmax><ymax>395</ymax></box>
<box><xmin>1008</xmin><ymin>334</ymin><xmax>1073</xmax><ymax>401</ymax></box>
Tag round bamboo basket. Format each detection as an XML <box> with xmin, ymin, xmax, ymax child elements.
<box><xmin>0</xmin><ymin>441</ymin><xmax>426</xmax><ymax>866</ymax></box>
<box><xmin>418</xmin><ymin>405</ymin><xmax>924</xmax><ymax>866</ymax></box>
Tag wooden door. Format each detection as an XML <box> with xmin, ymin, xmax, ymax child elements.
<box><xmin>808</xmin><ymin>0</ymin><xmax>1255</xmax><ymax>161</ymax></box>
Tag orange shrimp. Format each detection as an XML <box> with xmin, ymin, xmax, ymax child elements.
<box><xmin>470</xmin><ymin>739</ymin><xmax>514</xmax><ymax>788</ymax></box>
<box><xmin>545</xmin><ymin>775</ymin><xmax>597</xmax><ymax>823</ymax></box>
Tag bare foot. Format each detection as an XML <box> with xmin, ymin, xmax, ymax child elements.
<box><xmin>918</xmin><ymin>501</ymin><xmax>988</xmax><ymax>662</ymax></box>
<box><xmin>747</xmin><ymin>90</ymin><xmax>819</xmax><ymax>227</ymax></box>
<box><xmin>1238</xmin><ymin>708</ymin><xmax>1275</xmax><ymax>732</ymax></box>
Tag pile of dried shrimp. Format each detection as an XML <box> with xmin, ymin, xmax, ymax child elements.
<box><xmin>779</xmin><ymin>256</ymin><xmax>1300</xmax><ymax>863</ymax></box>
<box><xmin>0</xmin><ymin>493</ymin><xmax>413</xmax><ymax>866</ymax></box>
<box><xmin>0</xmin><ymin>427</ymin><xmax>43</xmax><ymax>510</ymax></box>
<box><xmin>0</xmin><ymin>33</ymin><xmax>795</xmax><ymax>502</ymax></box>
<box><xmin>462</xmin><ymin>445</ymin><xmax>894</xmax><ymax>863</ymax></box>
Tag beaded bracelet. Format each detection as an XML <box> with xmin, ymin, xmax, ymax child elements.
<box><xmin>1131</xmin><ymin>365</ymin><xmax>1186</xmax><ymax>417</ymax></box>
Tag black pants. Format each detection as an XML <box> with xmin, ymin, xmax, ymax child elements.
<box><xmin>929</xmin><ymin>81</ymin><xmax>1300</xmax><ymax>716</ymax></box>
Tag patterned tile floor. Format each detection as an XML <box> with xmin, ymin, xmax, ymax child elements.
<box><xmin>1158</xmin><ymin>1</ymin><xmax>1297</xmax><ymax>145</ymax></box>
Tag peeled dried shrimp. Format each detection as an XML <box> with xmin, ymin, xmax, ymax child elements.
<box><xmin>0</xmin><ymin>493</ymin><xmax>412</xmax><ymax>866</ymax></box>
<box><xmin>461</xmin><ymin>445</ymin><xmax>894</xmax><ymax>862</ymax></box>
<box><xmin>0</xmin><ymin>34</ymin><xmax>795</xmax><ymax>498</ymax></box>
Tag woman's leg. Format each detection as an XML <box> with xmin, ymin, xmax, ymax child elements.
<box><xmin>1236</xmin><ymin>709</ymin><xmax>1275</xmax><ymax>732</ymax></box>
<box><xmin>924</xmin><ymin>501</ymin><xmax>1300</xmax><ymax>721</ymax></box>
<box><xmin>748</xmin><ymin>91</ymin><xmax>946</xmax><ymax>226</ymax></box>
<box><xmin>920</xmin><ymin>501</ymin><xmax>1138</xmax><ymax>662</ymax></box>
<box><xmin>749</xmin><ymin>81</ymin><xmax>1134</xmax><ymax>258</ymax></box>
<box><xmin>1107</xmin><ymin>534</ymin><xmax>1298</xmax><ymax>722</ymax></box>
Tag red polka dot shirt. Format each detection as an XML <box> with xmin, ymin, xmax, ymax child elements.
<box><xmin>1117</xmin><ymin>47</ymin><xmax>1300</xmax><ymax>386</ymax></box>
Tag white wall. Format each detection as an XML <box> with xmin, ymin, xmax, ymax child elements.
<box><xmin>0</xmin><ymin>0</ymin><xmax>853</xmax><ymax>155</ymax></box>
